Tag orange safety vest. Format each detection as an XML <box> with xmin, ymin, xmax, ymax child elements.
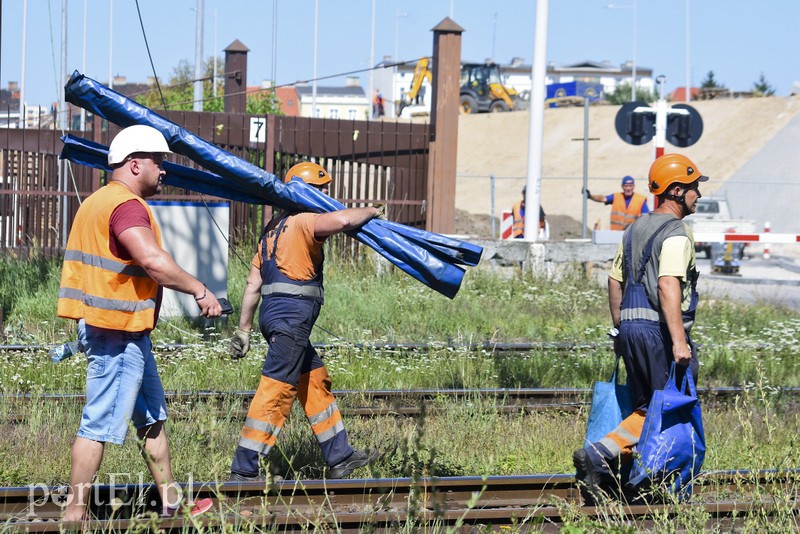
<box><xmin>57</xmin><ymin>181</ymin><xmax>162</xmax><ymax>332</ymax></box>
<box><xmin>511</xmin><ymin>201</ymin><xmax>524</xmax><ymax>238</ymax></box>
<box><xmin>610</xmin><ymin>192</ymin><xmax>646</xmax><ymax>230</ymax></box>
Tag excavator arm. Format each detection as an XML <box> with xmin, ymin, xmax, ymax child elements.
<box><xmin>407</xmin><ymin>58</ymin><xmax>433</xmax><ymax>102</ymax></box>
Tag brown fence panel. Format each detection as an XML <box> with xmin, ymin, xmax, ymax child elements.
<box><xmin>0</xmin><ymin>111</ymin><xmax>429</xmax><ymax>258</ymax></box>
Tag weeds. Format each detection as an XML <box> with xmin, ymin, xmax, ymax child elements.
<box><xmin>1</xmin><ymin>255</ymin><xmax>799</xmax><ymax>530</ymax></box>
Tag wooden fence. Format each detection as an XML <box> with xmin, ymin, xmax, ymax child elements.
<box><xmin>0</xmin><ymin>110</ymin><xmax>430</xmax><ymax>257</ymax></box>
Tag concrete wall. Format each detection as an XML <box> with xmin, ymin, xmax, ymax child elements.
<box><xmin>471</xmin><ymin>238</ymin><xmax>618</xmax><ymax>273</ymax></box>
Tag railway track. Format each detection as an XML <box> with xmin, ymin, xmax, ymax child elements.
<box><xmin>0</xmin><ymin>341</ymin><xmax>605</xmax><ymax>353</ymax></box>
<box><xmin>3</xmin><ymin>387</ymin><xmax>799</xmax><ymax>423</ymax></box>
<box><xmin>0</xmin><ymin>386</ymin><xmax>800</xmax><ymax>415</ymax></box>
<box><xmin>4</xmin><ymin>338</ymin><xmax>780</xmax><ymax>355</ymax></box>
<box><xmin>2</xmin><ymin>470</ymin><xmax>798</xmax><ymax>532</ymax></box>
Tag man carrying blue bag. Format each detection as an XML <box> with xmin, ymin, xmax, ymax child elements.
<box><xmin>574</xmin><ymin>154</ymin><xmax>707</xmax><ymax>501</ymax></box>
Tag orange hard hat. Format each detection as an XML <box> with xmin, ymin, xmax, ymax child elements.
<box><xmin>284</xmin><ymin>162</ymin><xmax>332</xmax><ymax>186</ymax></box>
<box><xmin>648</xmin><ymin>153</ymin><xmax>708</xmax><ymax>195</ymax></box>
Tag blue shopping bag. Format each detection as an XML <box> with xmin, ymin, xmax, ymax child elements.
<box><xmin>584</xmin><ymin>355</ymin><xmax>633</xmax><ymax>447</ymax></box>
<box><xmin>628</xmin><ymin>363</ymin><xmax>705</xmax><ymax>499</ymax></box>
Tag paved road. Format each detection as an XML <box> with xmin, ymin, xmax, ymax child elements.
<box><xmin>698</xmin><ymin>254</ymin><xmax>800</xmax><ymax>310</ymax></box>
<box><xmin>718</xmin><ymin>111</ymin><xmax>800</xmax><ymax>235</ymax></box>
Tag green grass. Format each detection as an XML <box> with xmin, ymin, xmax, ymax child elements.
<box><xmin>2</xmin><ymin>253</ymin><xmax>800</xmax><ymax>531</ymax></box>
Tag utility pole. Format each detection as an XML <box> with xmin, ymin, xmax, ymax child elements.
<box><xmin>193</xmin><ymin>0</ymin><xmax>205</xmax><ymax>112</ymax></box>
<box><xmin>312</xmin><ymin>0</ymin><xmax>319</xmax><ymax>117</ymax></box>
<box><xmin>271</xmin><ymin>0</ymin><xmax>278</xmax><ymax>87</ymax></box>
<box><xmin>368</xmin><ymin>0</ymin><xmax>376</xmax><ymax>119</ymax></box>
<box><xmin>81</xmin><ymin>0</ymin><xmax>87</xmax><ymax>130</ymax></box>
<box><xmin>524</xmin><ymin>0</ymin><xmax>549</xmax><ymax>241</ymax></box>
<box><xmin>61</xmin><ymin>0</ymin><xmax>68</xmax><ymax>130</ymax></box>
<box><xmin>19</xmin><ymin>0</ymin><xmax>28</xmax><ymax>128</ymax></box>
<box><xmin>108</xmin><ymin>0</ymin><xmax>113</xmax><ymax>89</ymax></box>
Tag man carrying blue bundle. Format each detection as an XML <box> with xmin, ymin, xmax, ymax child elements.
<box><xmin>574</xmin><ymin>154</ymin><xmax>707</xmax><ymax>501</ymax></box>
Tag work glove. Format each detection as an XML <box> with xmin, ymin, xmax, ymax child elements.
<box><xmin>372</xmin><ymin>204</ymin><xmax>387</xmax><ymax>220</ymax></box>
<box><xmin>229</xmin><ymin>329</ymin><xmax>251</xmax><ymax>360</ymax></box>
<box><xmin>584</xmin><ymin>188</ymin><xmax>592</xmax><ymax>199</ymax></box>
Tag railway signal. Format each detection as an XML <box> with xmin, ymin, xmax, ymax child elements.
<box><xmin>614</xmin><ymin>76</ymin><xmax>703</xmax><ymax>155</ymax></box>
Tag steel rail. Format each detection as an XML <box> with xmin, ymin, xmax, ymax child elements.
<box><xmin>3</xmin><ymin>386</ymin><xmax>799</xmax><ymax>404</ymax></box>
<box><xmin>3</xmin><ymin>387</ymin><xmax>799</xmax><ymax>423</ymax></box>
<box><xmin>1</xmin><ymin>470</ymin><xmax>798</xmax><ymax>532</ymax></box>
<box><xmin>3</xmin><ymin>339</ymin><xmax>779</xmax><ymax>353</ymax></box>
<box><xmin>2</xmin><ymin>341</ymin><xmax>604</xmax><ymax>352</ymax></box>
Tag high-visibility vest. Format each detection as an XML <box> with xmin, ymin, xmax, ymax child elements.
<box><xmin>610</xmin><ymin>193</ymin><xmax>646</xmax><ymax>231</ymax></box>
<box><xmin>57</xmin><ymin>182</ymin><xmax>162</xmax><ymax>332</ymax></box>
<box><xmin>511</xmin><ymin>201</ymin><xmax>524</xmax><ymax>238</ymax></box>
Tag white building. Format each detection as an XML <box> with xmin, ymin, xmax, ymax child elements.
<box><xmin>295</xmin><ymin>78</ymin><xmax>369</xmax><ymax>120</ymax></box>
<box><xmin>503</xmin><ymin>58</ymin><xmax>654</xmax><ymax>97</ymax></box>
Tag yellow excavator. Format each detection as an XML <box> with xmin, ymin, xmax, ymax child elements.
<box><xmin>459</xmin><ymin>62</ymin><xmax>526</xmax><ymax>114</ymax></box>
<box><xmin>397</xmin><ymin>58</ymin><xmax>526</xmax><ymax>116</ymax></box>
<box><xmin>397</xmin><ymin>58</ymin><xmax>433</xmax><ymax>116</ymax></box>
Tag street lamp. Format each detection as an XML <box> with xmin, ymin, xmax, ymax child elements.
<box><xmin>685</xmin><ymin>0</ymin><xmax>691</xmax><ymax>102</ymax></box>
<box><xmin>607</xmin><ymin>1</ymin><xmax>637</xmax><ymax>102</ymax></box>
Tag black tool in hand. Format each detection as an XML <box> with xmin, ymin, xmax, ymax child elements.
<box><xmin>218</xmin><ymin>297</ymin><xmax>234</xmax><ymax>315</ymax></box>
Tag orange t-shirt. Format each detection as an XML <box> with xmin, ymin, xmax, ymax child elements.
<box><xmin>251</xmin><ymin>213</ymin><xmax>324</xmax><ymax>281</ymax></box>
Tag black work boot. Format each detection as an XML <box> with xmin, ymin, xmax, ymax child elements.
<box><xmin>573</xmin><ymin>448</ymin><xmax>607</xmax><ymax>505</ymax></box>
<box><xmin>329</xmin><ymin>449</ymin><xmax>379</xmax><ymax>479</ymax></box>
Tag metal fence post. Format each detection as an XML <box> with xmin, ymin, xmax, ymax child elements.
<box><xmin>490</xmin><ymin>175</ymin><xmax>496</xmax><ymax>239</ymax></box>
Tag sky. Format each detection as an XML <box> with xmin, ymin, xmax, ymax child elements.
<box><xmin>2</xmin><ymin>0</ymin><xmax>799</xmax><ymax>108</ymax></box>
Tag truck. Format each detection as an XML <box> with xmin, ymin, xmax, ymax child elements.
<box><xmin>684</xmin><ymin>197</ymin><xmax>756</xmax><ymax>260</ymax></box>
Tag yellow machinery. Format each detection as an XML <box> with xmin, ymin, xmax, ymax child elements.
<box><xmin>397</xmin><ymin>58</ymin><xmax>433</xmax><ymax>116</ymax></box>
<box><xmin>397</xmin><ymin>59</ymin><xmax>527</xmax><ymax>116</ymax></box>
<box><xmin>459</xmin><ymin>62</ymin><xmax>526</xmax><ymax>114</ymax></box>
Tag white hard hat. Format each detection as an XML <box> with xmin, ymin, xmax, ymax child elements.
<box><xmin>107</xmin><ymin>125</ymin><xmax>172</xmax><ymax>165</ymax></box>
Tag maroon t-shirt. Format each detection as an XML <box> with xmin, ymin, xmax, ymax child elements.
<box><xmin>108</xmin><ymin>199</ymin><xmax>162</xmax><ymax>323</ymax></box>
<box><xmin>109</xmin><ymin>199</ymin><xmax>151</xmax><ymax>259</ymax></box>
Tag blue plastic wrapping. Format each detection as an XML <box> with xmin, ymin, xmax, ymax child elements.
<box><xmin>61</xmin><ymin>72</ymin><xmax>482</xmax><ymax>298</ymax></box>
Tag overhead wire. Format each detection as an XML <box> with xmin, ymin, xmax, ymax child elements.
<box><xmin>143</xmin><ymin>57</ymin><xmax>432</xmax><ymax>111</ymax></box>
<box><xmin>133</xmin><ymin>0</ymin><xmax>249</xmax><ymax>271</ymax></box>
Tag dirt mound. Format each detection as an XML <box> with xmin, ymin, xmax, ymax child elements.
<box><xmin>455</xmin><ymin>96</ymin><xmax>800</xmax><ymax>238</ymax></box>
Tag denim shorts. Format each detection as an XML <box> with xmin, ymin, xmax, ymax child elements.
<box><xmin>76</xmin><ymin>320</ymin><xmax>168</xmax><ymax>445</ymax></box>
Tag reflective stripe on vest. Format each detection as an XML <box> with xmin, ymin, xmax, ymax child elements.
<box><xmin>261</xmin><ymin>282</ymin><xmax>324</xmax><ymax>299</ymax></box>
<box><xmin>260</xmin><ymin>215</ymin><xmax>325</xmax><ymax>302</ymax></box>
<box><xmin>620</xmin><ymin>306</ymin><xmax>660</xmax><ymax>322</ymax></box>
<box><xmin>511</xmin><ymin>202</ymin><xmax>524</xmax><ymax>238</ymax></box>
<box><xmin>63</xmin><ymin>250</ymin><xmax>150</xmax><ymax>277</ymax></box>
<box><xmin>57</xmin><ymin>182</ymin><xmax>161</xmax><ymax>332</ymax></box>
<box><xmin>610</xmin><ymin>193</ymin><xmax>646</xmax><ymax>231</ymax></box>
<box><xmin>58</xmin><ymin>287</ymin><xmax>156</xmax><ymax>313</ymax></box>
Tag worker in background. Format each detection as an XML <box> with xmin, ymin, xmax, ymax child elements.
<box><xmin>512</xmin><ymin>186</ymin><xmax>547</xmax><ymax>239</ymax></box>
<box><xmin>228</xmin><ymin>162</ymin><xmax>381</xmax><ymax>481</ymax></box>
<box><xmin>58</xmin><ymin>125</ymin><xmax>220</xmax><ymax>521</ymax></box>
<box><xmin>573</xmin><ymin>154</ymin><xmax>707</xmax><ymax>501</ymax></box>
<box><xmin>585</xmin><ymin>176</ymin><xmax>650</xmax><ymax>230</ymax></box>
<box><xmin>373</xmin><ymin>89</ymin><xmax>385</xmax><ymax>118</ymax></box>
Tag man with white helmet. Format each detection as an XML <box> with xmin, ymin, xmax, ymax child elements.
<box><xmin>228</xmin><ymin>161</ymin><xmax>381</xmax><ymax>481</ymax></box>
<box><xmin>574</xmin><ymin>153</ymin><xmax>707</xmax><ymax>501</ymax></box>
<box><xmin>57</xmin><ymin>125</ymin><xmax>220</xmax><ymax>521</ymax></box>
